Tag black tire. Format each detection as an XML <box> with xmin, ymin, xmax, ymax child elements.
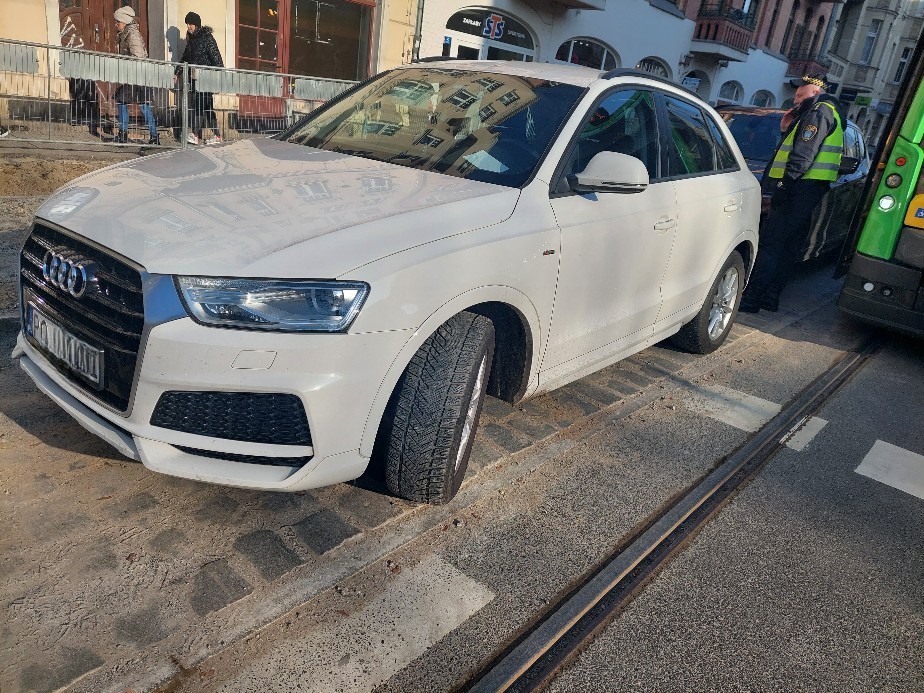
<box><xmin>671</xmin><ymin>250</ymin><xmax>745</xmax><ymax>355</ymax></box>
<box><xmin>382</xmin><ymin>311</ymin><xmax>495</xmax><ymax>504</ymax></box>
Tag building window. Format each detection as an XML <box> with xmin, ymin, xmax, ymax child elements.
<box><xmin>499</xmin><ymin>90</ymin><xmax>520</xmax><ymax>106</ymax></box>
<box><xmin>238</xmin><ymin>0</ymin><xmax>372</xmax><ymax>80</ymax></box>
<box><xmin>555</xmin><ymin>38</ymin><xmax>618</xmax><ymax>70</ymax></box>
<box><xmin>718</xmin><ymin>81</ymin><xmax>742</xmax><ymax>104</ymax></box>
<box><xmin>893</xmin><ymin>46</ymin><xmax>912</xmax><ymax>83</ymax></box>
<box><xmin>636</xmin><ymin>57</ymin><xmax>670</xmax><ymax>79</ymax></box>
<box><xmin>475</xmin><ymin>77</ymin><xmax>504</xmax><ymax>92</ymax></box>
<box><xmin>750</xmin><ymin>90</ymin><xmax>775</xmax><ymax>107</ymax></box>
<box><xmin>860</xmin><ymin>19</ymin><xmax>882</xmax><ymax>65</ymax></box>
<box><xmin>478</xmin><ymin>104</ymin><xmax>497</xmax><ymax>120</ymax></box>
<box><xmin>446</xmin><ymin>88</ymin><xmax>478</xmax><ymax>109</ymax></box>
<box><xmin>765</xmin><ymin>1</ymin><xmax>781</xmax><ymax>50</ymax></box>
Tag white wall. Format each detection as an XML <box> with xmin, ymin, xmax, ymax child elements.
<box><xmin>705</xmin><ymin>48</ymin><xmax>791</xmax><ymax>107</ymax></box>
<box><xmin>418</xmin><ymin>0</ymin><xmax>693</xmax><ymax>75</ymax></box>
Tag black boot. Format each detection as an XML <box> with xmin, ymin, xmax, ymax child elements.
<box><xmin>147</xmin><ymin>133</ymin><xmax>160</xmax><ymax>145</ymax></box>
<box><xmin>113</xmin><ymin>132</ymin><xmax>128</xmax><ymax>144</ymax></box>
<box><xmin>760</xmin><ymin>285</ymin><xmax>781</xmax><ymax>312</ymax></box>
<box><xmin>739</xmin><ymin>287</ymin><xmax>762</xmax><ymax>313</ymax></box>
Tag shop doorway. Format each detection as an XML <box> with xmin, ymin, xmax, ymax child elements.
<box><xmin>59</xmin><ymin>0</ymin><xmax>149</xmax><ymax>53</ymax></box>
<box><xmin>442</xmin><ymin>8</ymin><xmax>535</xmax><ymax>62</ymax></box>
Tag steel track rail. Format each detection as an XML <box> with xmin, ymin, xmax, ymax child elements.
<box><xmin>466</xmin><ymin>335</ymin><xmax>882</xmax><ymax>693</ymax></box>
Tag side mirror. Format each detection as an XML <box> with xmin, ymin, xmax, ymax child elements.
<box><xmin>570</xmin><ymin>151</ymin><xmax>649</xmax><ymax>194</ymax></box>
<box><xmin>838</xmin><ymin>156</ymin><xmax>860</xmax><ymax>176</ymax></box>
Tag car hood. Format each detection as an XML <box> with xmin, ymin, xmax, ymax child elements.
<box><xmin>35</xmin><ymin>138</ymin><xmax>518</xmax><ymax>277</ymax></box>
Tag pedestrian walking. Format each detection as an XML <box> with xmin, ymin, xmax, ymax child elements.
<box><xmin>176</xmin><ymin>12</ymin><xmax>224</xmax><ymax>145</ymax></box>
<box><xmin>740</xmin><ymin>71</ymin><xmax>845</xmax><ymax>313</ymax></box>
<box><xmin>113</xmin><ymin>5</ymin><xmax>159</xmax><ymax>144</ymax></box>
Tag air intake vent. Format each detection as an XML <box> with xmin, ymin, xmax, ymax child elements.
<box><xmin>151</xmin><ymin>391</ymin><xmax>312</xmax><ymax>446</ymax></box>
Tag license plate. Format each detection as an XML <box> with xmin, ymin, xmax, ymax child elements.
<box><xmin>27</xmin><ymin>304</ymin><xmax>104</xmax><ymax>387</ymax></box>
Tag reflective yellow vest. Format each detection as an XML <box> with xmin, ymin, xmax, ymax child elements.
<box><xmin>768</xmin><ymin>101</ymin><xmax>844</xmax><ymax>182</ymax></box>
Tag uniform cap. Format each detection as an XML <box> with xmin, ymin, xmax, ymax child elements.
<box><xmin>790</xmin><ymin>70</ymin><xmax>828</xmax><ymax>90</ymax></box>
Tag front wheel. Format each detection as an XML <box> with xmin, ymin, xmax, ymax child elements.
<box><xmin>381</xmin><ymin>311</ymin><xmax>495</xmax><ymax>504</ymax></box>
<box><xmin>671</xmin><ymin>250</ymin><xmax>744</xmax><ymax>354</ymax></box>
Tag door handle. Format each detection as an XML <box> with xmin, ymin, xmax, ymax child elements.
<box><xmin>724</xmin><ymin>203</ymin><xmax>740</xmax><ymax>212</ymax></box>
<box><xmin>653</xmin><ymin>218</ymin><xmax>676</xmax><ymax>231</ymax></box>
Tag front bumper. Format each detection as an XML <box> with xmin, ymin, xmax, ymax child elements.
<box><xmin>15</xmin><ymin>317</ymin><xmax>414</xmax><ymax>491</ymax></box>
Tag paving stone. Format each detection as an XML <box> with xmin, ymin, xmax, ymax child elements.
<box><xmin>639</xmin><ymin>351</ymin><xmax>690</xmax><ymax>373</ymax></box>
<box><xmin>189</xmin><ymin>559</ymin><xmax>253</xmax><ymax>616</ymax></box>
<box><xmin>294</xmin><ymin>509</ymin><xmax>360</xmax><ymax>555</ymax></box>
<box><xmin>505</xmin><ymin>411</ymin><xmax>558</xmax><ymax>440</ymax></box>
<box><xmin>106</xmin><ymin>491</ymin><xmax>158</xmax><ymax>517</ymax></box>
<box><xmin>197</xmin><ymin>493</ymin><xmax>240</xmax><ymax>522</ymax></box>
<box><xmin>150</xmin><ymin>528</ymin><xmax>186</xmax><ymax>553</ymax></box>
<box><xmin>337</xmin><ymin>488</ymin><xmax>403</xmax><ymax>527</ymax></box>
<box><xmin>19</xmin><ymin>647</ymin><xmax>104</xmax><ymax>693</ymax></box>
<box><xmin>480</xmin><ymin>423</ymin><xmax>532</xmax><ymax>453</ymax></box>
<box><xmin>481</xmin><ymin>395</ymin><xmax>514</xmax><ymax>421</ymax></box>
<box><xmin>603</xmin><ymin>377</ymin><xmax>639</xmax><ymax>397</ymax></box>
<box><xmin>115</xmin><ymin>603</ymin><xmax>170</xmax><ymax>646</ymax></box>
<box><xmin>467</xmin><ymin>437</ymin><xmax>506</xmax><ymax>472</ymax></box>
<box><xmin>554</xmin><ymin>386</ymin><xmax>603</xmax><ymax>416</ymax></box>
<box><xmin>611</xmin><ymin>368</ymin><xmax>654</xmax><ymax>389</ymax></box>
<box><xmin>234</xmin><ymin>530</ymin><xmax>304</xmax><ymax>581</ymax></box>
<box><xmin>568</xmin><ymin>380</ymin><xmax>624</xmax><ymax>406</ymax></box>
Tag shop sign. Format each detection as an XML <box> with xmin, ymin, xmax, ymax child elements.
<box><xmin>445</xmin><ymin>9</ymin><xmax>533</xmax><ymax>48</ymax></box>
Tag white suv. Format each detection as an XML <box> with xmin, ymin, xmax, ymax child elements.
<box><xmin>14</xmin><ymin>61</ymin><xmax>759</xmax><ymax>503</ymax></box>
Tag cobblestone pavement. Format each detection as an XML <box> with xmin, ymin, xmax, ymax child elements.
<box><xmin>0</xmin><ymin>242</ymin><xmax>848</xmax><ymax>692</ymax></box>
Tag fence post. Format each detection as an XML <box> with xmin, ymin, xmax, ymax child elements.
<box><xmin>181</xmin><ymin>62</ymin><xmax>189</xmax><ymax>148</ymax></box>
<box><xmin>46</xmin><ymin>46</ymin><xmax>52</xmax><ymax>141</ymax></box>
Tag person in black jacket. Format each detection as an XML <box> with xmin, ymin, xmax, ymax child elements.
<box><xmin>740</xmin><ymin>71</ymin><xmax>846</xmax><ymax>313</ymax></box>
<box><xmin>176</xmin><ymin>12</ymin><xmax>224</xmax><ymax>144</ymax></box>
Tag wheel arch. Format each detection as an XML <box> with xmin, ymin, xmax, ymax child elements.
<box><xmin>359</xmin><ymin>286</ymin><xmax>541</xmax><ymax>458</ymax></box>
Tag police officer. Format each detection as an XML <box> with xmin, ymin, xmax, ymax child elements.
<box><xmin>740</xmin><ymin>71</ymin><xmax>845</xmax><ymax>313</ymax></box>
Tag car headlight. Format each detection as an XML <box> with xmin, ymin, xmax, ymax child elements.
<box><xmin>176</xmin><ymin>277</ymin><xmax>369</xmax><ymax>332</ymax></box>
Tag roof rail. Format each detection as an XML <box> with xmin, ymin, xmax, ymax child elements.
<box><xmin>601</xmin><ymin>67</ymin><xmax>700</xmax><ymax>98</ymax></box>
<box><xmin>411</xmin><ymin>56</ymin><xmax>453</xmax><ymax>63</ymax></box>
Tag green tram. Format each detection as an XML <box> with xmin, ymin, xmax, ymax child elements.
<box><xmin>838</xmin><ymin>37</ymin><xmax>924</xmax><ymax>336</ymax></box>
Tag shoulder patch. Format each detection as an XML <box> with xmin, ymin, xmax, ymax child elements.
<box><xmin>801</xmin><ymin>124</ymin><xmax>819</xmax><ymax>141</ymax></box>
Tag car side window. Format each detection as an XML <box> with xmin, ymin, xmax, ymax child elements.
<box><xmin>565</xmin><ymin>89</ymin><xmax>661</xmax><ymax>180</ymax></box>
<box><xmin>663</xmin><ymin>96</ymin><xmax>720</xmax><ymax>177</ymax></box>
<box><xmin>704</xmin><ymin>114</ymin><xmax>739</xmax><ymax>171</ymax></box>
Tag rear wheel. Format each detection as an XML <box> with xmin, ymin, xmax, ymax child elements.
<box><xmin>672</xmin><ymin>250</ymin><xmax>744</xmax><ymax>354</ymax></box>
<box><xmin>382</xmin><ymin>311</ymin><xmax>494</xmax><ymax>504</ymax></box>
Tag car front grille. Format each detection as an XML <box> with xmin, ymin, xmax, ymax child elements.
<box><xmin>151</xmin><ymin>391</ymin><xmax>312</xmax><ymax>446</ymax></box>
<box><xmin>20</xmin><ymin>223</ymin><xmax>145</xmax><ymax>412</ymax></box>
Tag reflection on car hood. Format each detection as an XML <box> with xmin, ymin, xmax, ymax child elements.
<box><xmin>35</xmin><ymin>138</ymin><xmax>517</xmax><ymax>277</ymax></box>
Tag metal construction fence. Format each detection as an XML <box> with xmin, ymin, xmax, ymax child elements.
<box><xmin>0</xmin><ymin>38</ymin><xmax>356</xmax><ymax>148</ymax></box>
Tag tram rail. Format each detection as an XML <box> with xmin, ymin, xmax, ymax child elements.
<box><xmin>464</xmin><ymin>335</ymin><xmax>883</xmax><ymax>693</ymax></box>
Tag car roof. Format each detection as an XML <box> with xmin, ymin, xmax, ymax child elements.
<box><xmin>400</xmin><ymin>60</ymin><xmax>706</xmax><ymax>101</ymax></box>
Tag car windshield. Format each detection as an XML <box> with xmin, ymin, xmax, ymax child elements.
<box><xmin>721</xmin><ymin>112</ymin><xmax>784</xmax><ymax>162</ymax></box>
<box><xmin>283</xmin><ymin>67</ymin><xmax>585</xmax><ymax>187</ymax></box>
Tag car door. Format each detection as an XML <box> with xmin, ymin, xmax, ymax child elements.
<box><xmin>802</xmin><ymin>124</ymin><xmax>870</xmax><ymax>260</ymax></box>
<box><xmin>656</xmin><ymin>94</ymin><xmax>749</xmax><ymax>327</ymax></box>
<box><xmin>543</xmin><ymin>87</ymin><xmax>677</xmax><ymax>373</ymax></box>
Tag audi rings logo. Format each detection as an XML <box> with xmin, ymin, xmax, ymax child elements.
<box><xmin>42</xmin><ymin>249</ymin><xmax>95</xmax><ymax>298</ymax></box>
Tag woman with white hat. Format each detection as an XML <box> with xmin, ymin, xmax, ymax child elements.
<box><xmin>113</xmin><ymin>5</ymin><xmax>159</xmax><ymax>144</ymax></box>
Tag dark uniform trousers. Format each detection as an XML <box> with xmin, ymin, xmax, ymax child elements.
<box><xmin>747</xmin><ymin>179</ymin><xmax>830</xmax><ymax>301</ymax></box>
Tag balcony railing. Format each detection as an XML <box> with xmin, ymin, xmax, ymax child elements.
<box><xmin>785</xmin><ymin>50</ymin><xmax>833</xmax><ymax>78</ymax></box>
<box><xmin>692</xmin><ymin>2</ymin><xmax>757</xmax><ymax>57</ymax></box>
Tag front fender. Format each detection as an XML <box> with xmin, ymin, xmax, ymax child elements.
<box><xmin>358</xmin><ymin>285</ymin><xmax>542</xmax><ymax>457</ymax></box>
